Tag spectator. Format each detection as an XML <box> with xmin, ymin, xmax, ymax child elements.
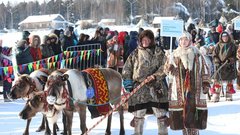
<box><xmin>29</xmin><ymin>35</ymin><xmax>42</xmax><ymax>61</ymax></box>
<box><xmin>67</xmin><ymin>26</ymin><xmax>78</xmax><ymax>45</ymax></box>
<box><xmin>211</xmin><ymin>32</ymin><xmax>237</xmax><ymax>102</ymax></box>
<box><xmin>209</xmin><ymin>25</ymin><xmax>220</xmax><ymax>44</ymax></box>
<box><xmin>0</xmin><ymin>40</ymin><xmax>12</xmax><ymax>102</ymax></box>
<box><xmin>40</xmin><ymin>35</ymin><xmax>54</xmax><ymax>59</ymax></box>
<box><xmin>22</xmin><ymin>31</ymin><xmax>31</xmax><ymax>45</ymax></box>
<box><xmin>15</xmin><ymin>40</ymin><xmax>33</xmax><ymax>74</ymax></box>
<box><xmin>77</xmin><ymin>33</ymin><xmax>86</xmax><ymax>45</ymax></box>
<box><xmin>106</xmin><ymin>36</ymin><xmax>123</xmax><ymax>72</ymax></box>
<box><xmin>48</xmin><ymin>33</ymin><xmax>62</xmax><ymax>55</ymax></box>
<box><xmin>126</xmin><ymin>31</ymin><xmax>138</xmax><ymax>59</ymax></box>
<box><xmin>61</xmin><ymin>29</ymin><xmax>75</xmax><ymax>51</ymax></box>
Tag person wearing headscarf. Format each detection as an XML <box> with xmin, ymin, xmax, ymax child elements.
<box><xmin>211</xmin><ymin>32</ymin><xmax>237</xmax><ymax>102</ymax></box>
<box><xmin>164</xmin><ymin>31</ymin><xmax>210</xmax><ymax>135</ymax></box>
<box><xmin>122</xmin><ymin>30</ymin><xmax>169</xmax><ymax>135</ymax></box>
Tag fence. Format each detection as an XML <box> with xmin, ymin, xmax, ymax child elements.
<box><xmin>64</xmin><ymin>43</ymin><xmax>104</xmax><ymax>70</ymax></box>
<box><xmin>0</xmin><ymin>43</ymin><xmax>105</xmax><ymax>82</ymax></box>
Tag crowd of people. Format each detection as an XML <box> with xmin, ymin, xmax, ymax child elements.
<box><xmin>0</xmin><ymin>21</ymin><xmax>240</xmax><ymax>135</ymax></box>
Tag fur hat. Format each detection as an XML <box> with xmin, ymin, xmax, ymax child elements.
<box><xmin>139</xmin><ymin>30</ymin><xmax>155</xmax><ymax>47</ymax></box>
<box><xmin>17</xmin><ymin>40</ymin><xmax>27</xmax><ymax>47</ymax></box>
<box><xmin>48</xmin><ymin>33</ymin><xmax>59</xmax><ymax>44</ymax></box>
<box><xmin>67</xmin><ymin>26</ymin><xmax>74</xmax><ymax>32</ymax></box>
<box><xmin>64</xmin><ymin>29</ymin><xmax>71</xmax><ymax>36</ymax></box>
<box><xmin>178</xmin><ymin>31</ymin><xmax>192</xmax><ymax>41</ymax></box>
<box><xmin>42</xmin><ymin>35</ymin><xmax>50</xmax><ymax>44</ymax></box>
<box><xmin>22</xmin><ymin>31</ymin><xmax>30</xmax><ymax>39</ymax></box>
<box><xmin>29</xmin><ymin>35</ymin><xmax>41</xmax><ymax>47</ymax></box>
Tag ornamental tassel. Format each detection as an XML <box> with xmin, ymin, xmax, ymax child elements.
<box><xmin>43</xmin><ymin>91</ymin><xmax>48</xmax><ymax>112</ymax></box>
<box><xmin>62</xmin><ymin>88</ymin><xmax>68</xmax><ymax>98</ymax></box>
<box><xmin>184</xmin><ymin>70</ymin><xmax>190</xmax><ymax>92</ymax></box>
<box><xmin>183</xmin><ymin>69</ymin><xmax>191</xmax><ymax>126</ymax></box>
<box><xmin>62</xmin><ymin>88</ymin><xmax>70</xmax><ymax>110</ymax></box>
<box><xmin>66</xmin><ymin>98</ymin><xmax>70</xmax><ymax>110</ymax></box>
<box><xmin>44</xmin><ymin>102</ymin><xmax>48</xmax><ymax>112</ymax></box>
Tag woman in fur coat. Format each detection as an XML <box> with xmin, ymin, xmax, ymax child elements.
<box><xmin>211</xmin><ymin>32</ymin><xmax>237</xmax><ymax>102</ymax></box>
<box><xmin>164</xmin><ymin>31</ymin><xmax>211</xmax><ymax>135</ymax></box>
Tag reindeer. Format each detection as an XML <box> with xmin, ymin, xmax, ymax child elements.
<box><xmin>8</xmin><ymin>69</ymin><xmax>53</xmax><ymax>135</ymax></box>
<box><xmin>45</xmin><ymin>68</ymin><xmax>125</xmax><ymax>135</ymax></box>
<box><xmin>19</xmin><ymin>91</ymin><xmax>60</xmax><ymax>135</ymax></box>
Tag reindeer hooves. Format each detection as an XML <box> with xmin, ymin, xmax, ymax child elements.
<box><xmin>22</xmin><ymin>132</ymin><xmax>29</xmax><ymax>135</ymax></box>
<box><xmin>119</xmin><ymin>130</ymin><xmax>125</xmax><ymax>135</ymax></box>
<box><xmin>54</xmin><ymin>123</ymin><xmax>60</xmax><ymax>131</ymax></box>
<box><xmin>44</xmin><ymin>132</ymin><xmax>51</xmax><ymax>135</ymax></box>
<box><xmin>36</xmin><ymin>126</ymin><xmax>45</xmax><ymax>132</ymax></box>
<box><xmin>60</xmin><ymin>131</ymin><xmax>65</xmax><ymax>134</ymax></box>
<box><xmin>44</xmin><ymin>129</ymin><xmax>51</xmax><ymax>135</ymax></box>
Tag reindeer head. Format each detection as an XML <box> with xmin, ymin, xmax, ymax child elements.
<box><xmin>9</xmin><ymin>74</ymin><xmax>35</xmax><ymax>99</ymax></box>
<box><xmin>19</xmin><ymin>92</ymin><xmax>47</xmax><ymax>120</ymax></box>
<box><xmin>45</xmin><ymin>74</ymin><xmax>69</xmax><ymax>107</ymax></box>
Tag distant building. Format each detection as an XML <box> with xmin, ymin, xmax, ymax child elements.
<box><xmin>98</xmin><ymin>19</ymin><xmax>116</xmax><ymax>26</ymax></box>
<box><xmin>18</xmin><ymin>14</ymin><xmax>68</xmax><ymax>30</ymax></box>
<box><xmin>75</xmin><ymin>19</ymin><xmax>96</xmax><ymax>29</ymax></box>
<box><xmin>152</xmin><ymin>16</ymin><xmax>175</xmax><ymax>28</ymax></box>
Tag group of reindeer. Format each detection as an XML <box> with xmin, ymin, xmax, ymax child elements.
<box><xmin>8</xmin><ymin>68</ymin><xmax>125</xmax><ymax>135</ymax></box>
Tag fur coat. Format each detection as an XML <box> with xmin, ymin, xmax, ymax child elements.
<box><xmin>164</xmin><ymin>46</ymin><xmax>210</xmax><ymax>130</ymax></box>
<box><xmin>122</xmin><ymin>46</ymin><xmax>168</xmax><ymax>112</ymax></box>
<box><xmin>213</xmin><ymin>42</ymin><xmax>237</xmax><ymax>81</ymax></box>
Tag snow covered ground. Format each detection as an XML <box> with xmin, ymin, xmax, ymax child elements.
<box><xmin>0</xmin><ymin>89</ymin><xmax>240</xmax><ymax>135</ymax></box>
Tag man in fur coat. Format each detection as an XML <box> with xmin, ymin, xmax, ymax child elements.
<box><xmin>164</xmin><ymin>31</ymin><xmax>211</xmax><ymax>135</ymax></box>
<box><xmin>122</xmin><ymin>30</ymin><xmax>169</xmax><ymax>135</ymax></box>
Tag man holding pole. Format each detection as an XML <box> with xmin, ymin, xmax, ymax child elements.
<box><xmin>122</xmin><ymin>30</ymin><xmax>169</xmax><ymax>135</ymax></box>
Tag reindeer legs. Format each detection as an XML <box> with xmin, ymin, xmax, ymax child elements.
<box><xmin>23</xmin><ymin>119</ymin><xmax>31</xmax><ymax>135</ymax></box>
<box><xmin>36</xmin><ymin>115</ymin><xmax>46</xmax><ymax>132</ymax></box>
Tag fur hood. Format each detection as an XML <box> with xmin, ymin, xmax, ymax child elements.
<box><xmin>173</xmin><ymin>45</ymin><xmax>200</xmax><ymax>57</ymax></box>
<box><xmin>29</xmin><ymin>35</ymin><xmax>41</xmax><ymax>48</ymax></box>
<box><xmin>173</xmin><ymin>45</ymin><xmax>201</xmax><ymax>70</ymax></box>
<box><xmin>48</xmin><ymin>33</ymin><xmax>59</xmax><ymax>44</ymax></box>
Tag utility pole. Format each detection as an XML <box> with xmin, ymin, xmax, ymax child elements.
<box><xmin>126</xmin><ymin>0</ymin><xmax>138</xmax><ymax>25</ymax></box>
<box><xmin>67</xmin><ymin>3</ymin><xmax>74</xmax><ymax>22</ymax></box>
<box><xmin>7</xmin><ymin>9</ymin><xmax>17</xmax><ymax>29</ymax></box>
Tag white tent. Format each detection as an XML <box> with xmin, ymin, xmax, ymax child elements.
<box><xmin>98</xmin><ymin>19</ymin><xmax>116</xmax><ymax>26</ymax></box>
<box><xmin>219</xmin><ymin>16</ymin><xmax>228</xmax><ymax>25</ymax></box>
<box><xmin>186</xmin><ymin>17</ymin><xmax>195</xmax><ymax>25</ymax></box>
<box><xmin>136</xmin><ymin>18</ymin><xmax>149</xmax><ymax>27</ymax></box>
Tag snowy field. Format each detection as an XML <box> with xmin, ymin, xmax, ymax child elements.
<box><xmin>0</xmin><ymin>86</ymin><xmax>240</xmax><ymax>135</ymax></box>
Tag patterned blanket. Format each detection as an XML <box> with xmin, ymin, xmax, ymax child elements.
<box><xmin>83</xmin><ymin>68</ymin><xmax>110</xmax><ymax>117</ymax></box>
